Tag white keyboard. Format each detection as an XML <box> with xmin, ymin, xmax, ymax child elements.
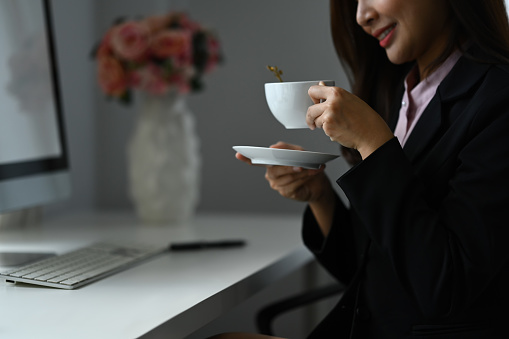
<box><xmin>0</xmin><ymin>242</ymin><xmax>167</xmax><ymax>289</ymax></box>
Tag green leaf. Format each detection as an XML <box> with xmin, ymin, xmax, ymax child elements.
<box><xmin>119</xmin><ymin>90</ymin><xmax>132</xmax><ymax>105</ymax></box>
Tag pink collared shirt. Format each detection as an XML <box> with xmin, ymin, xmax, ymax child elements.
<box><xmin>393</xmin><ymin>49</ymin><xmax>463</xmax><ymax>146</ymax></box>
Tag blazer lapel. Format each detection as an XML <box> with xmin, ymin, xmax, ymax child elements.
<box><xmin>400</xmin><ymin>51</ymin><xmax>491</xmax><ymax>163</ymax></box>
<box><xmin>402</xmin><ymin>94</ymin><xmax>442</xmax><ymax>163</ymax></box>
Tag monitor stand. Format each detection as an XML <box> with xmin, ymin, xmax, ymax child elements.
<box><xmin>0</xmin><ymin>207</ymin><xmax>43</xmax><ymax>229</ymax></box>
<box><xmin>0</xmin><ymin>207</ymin><xmax>56</xmax><ymax>267</ymax></box>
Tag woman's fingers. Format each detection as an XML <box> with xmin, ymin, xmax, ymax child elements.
<box><xmin>267</xmin><ymin>171</ymin><xmax>311</xmax><ymax>200</ymax></box>
<box><xmin>235</xmin><ymin>152</ymin><xmax>273</xmax><ymax>168</ymax></box>
<box><xmin>234</xmin><ymin>141</ymin><xmax>328</xmax><ymax>202</ymax></box>
<box><xmin>306</xmin><ymin>102</ymin><xmax>328</xmax><ymax>130</ymax></box>
<box><xmin>236</xmin><ymin>142</ymin><xmax>328</xmax><ymax>201</ymax></box>
<box><xmin>269</xmin><ymin>141</ymin><xmax>304</xmax><ymax>151</ymax></box>
<box><xmin>265</xmin><ymin>165</ymin><xmax>325</xmax><ymax>202</ymax></box>
<box><xmin>307</xmin><ymin>83</ymin><xmax>332</xmax><ymax>129</ymax></box>
<box><xmin>265</xmin><ymin>165</ymin><xmax>322</xmax><ymax>182</ymax></box>
<box><xmin>273</xmin><ymin>176</ymin><xmax>311</xmax><ymax>200</ymax></box>
<box><xmin>308</xmin><ymin>81</ymin><xmax>328</xmax><ymax>105</ymax></box>
<box><xmin>268</xmin><ymin>168</ymin><xmax>327</xmax><ymax>202</ymax></box>
<box><xmin>235</xmin><ymin>152</ymin><xmax>254</xmax><ymax>165</ymax></box>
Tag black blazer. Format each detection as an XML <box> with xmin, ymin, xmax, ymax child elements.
<box><xmin>303</xmin><ymin>50</ymin><xmax>509</xmax><ymax>338</ymax></box>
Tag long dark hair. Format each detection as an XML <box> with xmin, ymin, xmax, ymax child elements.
<box><xmin>330</xmin><ymin>0</ymin><xmax>509</xmax><ymax>164</ymax></box>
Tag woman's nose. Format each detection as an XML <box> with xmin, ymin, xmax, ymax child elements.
<box><xmin>356</xmin><ymin>0</ymin><xmax>377</xmax><ymax>27</ymax></box>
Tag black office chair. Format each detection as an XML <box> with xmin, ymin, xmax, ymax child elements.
<box><xmin>256</xmin><ymin>283</ymin><xmax>345</xmax><ymax>336</ymax></box>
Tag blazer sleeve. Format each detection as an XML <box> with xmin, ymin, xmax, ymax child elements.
<box><xmin>302</xmin><ymin>197</ymin><xmax>359</xmax><ymax>285</ymax></box>
<box><xmin>337</xmin><ymin>82</ymin><xmax>509</xmax><ymax>319</ymax></box>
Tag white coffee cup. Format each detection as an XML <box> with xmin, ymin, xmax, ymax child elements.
<box><xmin>264</xmin><ymin>80</ymin><xmax>335</xmax><ymax>129</ymax></box>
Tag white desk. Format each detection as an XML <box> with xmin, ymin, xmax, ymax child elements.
<box><xmin>0</xmin><ymin>212</ymin><xmax>313</xmax><ymax>339</ymax></box>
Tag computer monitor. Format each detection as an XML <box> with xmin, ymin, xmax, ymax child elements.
<box><xmin>0</xmin><ymin>0</ymin><xmax>71</xmax><ymax>264</ymax></box>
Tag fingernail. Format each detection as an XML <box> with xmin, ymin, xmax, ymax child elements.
<box><xmin>293</xmin><ymin>167</ymin><xmax>302</xmax><ymax>172</ymax></box>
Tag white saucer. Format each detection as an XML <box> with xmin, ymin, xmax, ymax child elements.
<box><xmin>233</xmin><ymin>146</ymin><xmax>339</xmax><ymax>169</ymax></box>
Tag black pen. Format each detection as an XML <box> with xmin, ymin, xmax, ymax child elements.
<box><xmin>169</xmin><ymin>239</ymin><xmax>247</xmax><ymax>251</ymax></box>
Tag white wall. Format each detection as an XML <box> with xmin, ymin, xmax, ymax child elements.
<box><xmin>187</xmin><ymin>0</ymin><xmax>351</xmax><ymax>214</ymax></box>
<box><xmin>92</xmin><ymin>0</ymin><xmax>351</xmax><ymax>214</ymax></box>
<box><xmin>48</xmin><ymin>0</ymin><xmax>351</xmax><ymax>215</ymax></box>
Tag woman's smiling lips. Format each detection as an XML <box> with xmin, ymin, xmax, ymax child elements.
<box><xmin>374</xmin><ymin>23</ymin><xmax>397</xmax><ymax>48</ymax></box>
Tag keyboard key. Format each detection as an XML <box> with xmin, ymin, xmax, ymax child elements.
<box><xmin>0</xmin><ymin>242</ymin><xmax>165</xmax><ymax>289</ymax></box>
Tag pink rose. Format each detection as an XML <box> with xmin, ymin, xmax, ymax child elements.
<box><xmin>150</xmin><ymin>30</ymin><xmax>191</xmax><ymax>59</ymax></box>
<box><xmin>169</xmin><ymin>72</ymin><xmax>191</xmax><ymax>94</ymax></box>
<box><xmin>135</xmin><ymin>64</ymin><xmax>170</xmax><ymax>95</ymax></box>
<box><xmin>110</xmin><ymin>21</ymin><xmax>150</xmax><ymax>61</ymax></box>
<box><xmin>97</xmin><ymin>56</ymin><xmax>127</xmax><ymax>97</ymax></box>
<box><xmin>93</xmin><ymin>12</ymin><xmax>221</xmax><ymax>101</ymax></box>
<box><xmin>96</xmin><ymin>28</ymin><xmax>114</xmax><ymax>58</ymax></box>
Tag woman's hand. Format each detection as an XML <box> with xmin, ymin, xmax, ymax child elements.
<box><xmin>235</xmin><ymin>141</ymin><xmax>337</xmax><ymax>236</ymax></box>
<box><xmin>306</xmin><ymin>82</ymin><xmax>394</xmax><ymax>160</ymax></box>
<box><xmin>235</xmin><ymin>142</ymin><xmax>334</xmax><ymax>203</ymax></box>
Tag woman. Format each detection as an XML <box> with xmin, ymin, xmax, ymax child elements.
<box><xmin>223</xmin><ymin>0</ymin><xmax>509</xmax><ymax>338</ymax></box>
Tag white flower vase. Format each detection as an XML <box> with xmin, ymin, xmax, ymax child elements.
<box><xmin>127</xmin><ymin>92</ymin><xmax>200</xmax><ymax>224</ymax></box>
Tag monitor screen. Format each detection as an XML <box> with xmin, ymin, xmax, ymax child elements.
<box><xmin>0</xmin><ymin>0</ymin><xmax>71</xmax><ymax>216</ymax></box>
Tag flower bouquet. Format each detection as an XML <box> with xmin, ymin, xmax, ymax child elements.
<box><xmin>93</xmin><ymin>12</ymin><xmax>222</xmax><ymax>104</ymax></box>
